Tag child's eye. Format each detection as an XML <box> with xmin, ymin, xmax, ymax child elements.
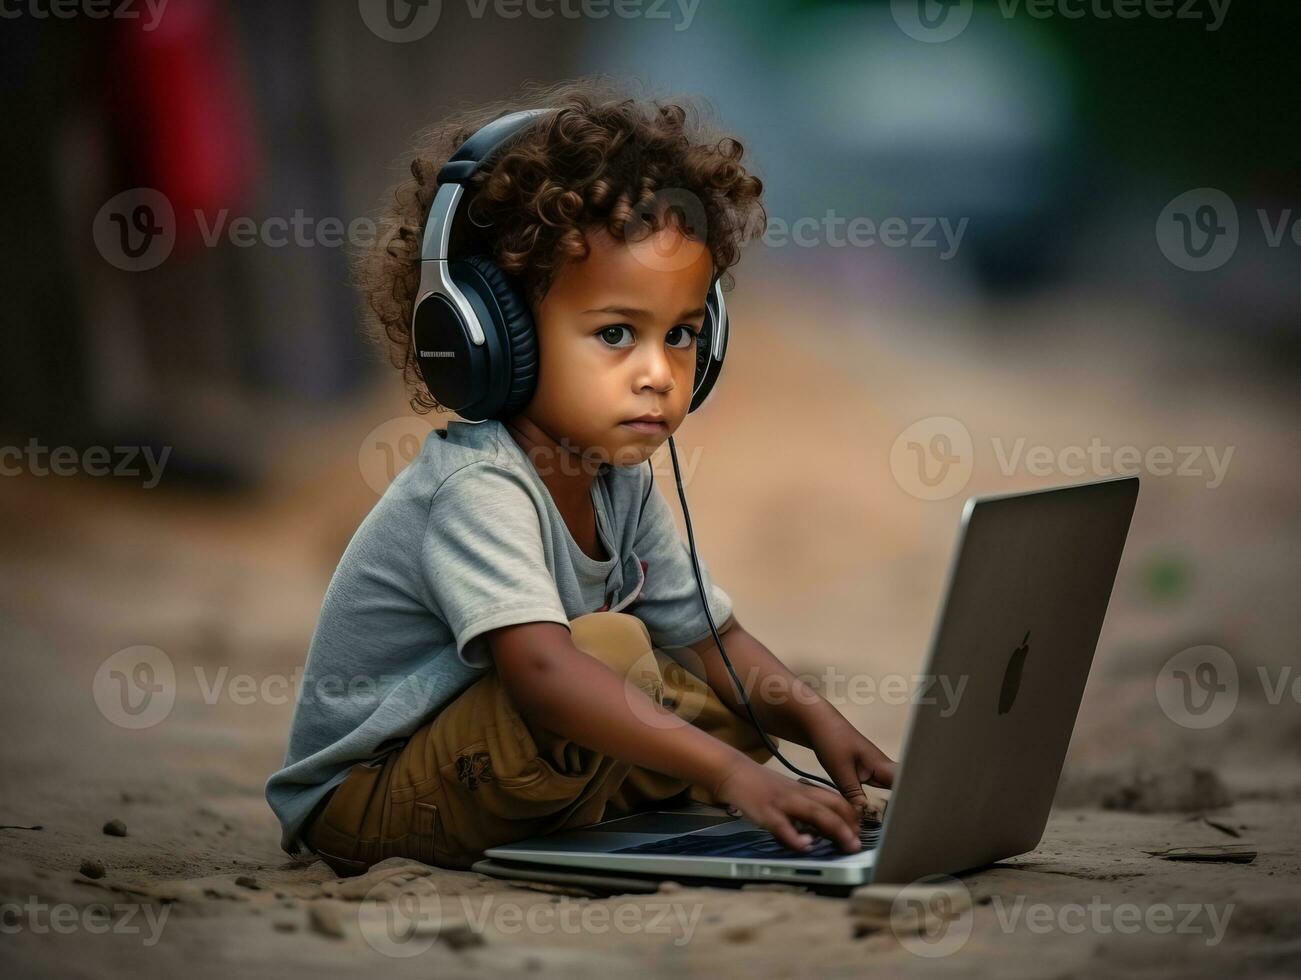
<box><xmin>666</xmin><ymin>325</ymin><xmax>698</xmax><ymax>350</ymax></box>
<box><xmin>596</xmin><ymin>325</ymin><xmax>699</xmax><ymax>350</ymax></box>
<box><xmin>597</xmin><ymin>325</ymin><xmax>635</xmax><ymax>348</ymax></box>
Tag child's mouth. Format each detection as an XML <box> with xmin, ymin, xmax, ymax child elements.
<box><xmin>620</xmin><ymin>420</ymin><xmax>668</xmax><ymax>435</ymax></box>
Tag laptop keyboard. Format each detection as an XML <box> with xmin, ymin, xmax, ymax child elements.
<box><xmin>614</xmin><ymin>820</ymin><xmax>882</xmax><ymax>861</ymax></box>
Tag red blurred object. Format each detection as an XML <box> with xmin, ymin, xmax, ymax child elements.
<box><xmin>109</xmin><ymin>0</ymin><xmax>258</xmax><ymax>249</ymax></box>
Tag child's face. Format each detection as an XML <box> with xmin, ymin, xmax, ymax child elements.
<box><xmin>520</xmin><ymin>225</ymin><xmax>715</xmax><ymax>469</ymax></box>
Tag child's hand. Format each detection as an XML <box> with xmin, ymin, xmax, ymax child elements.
<box><xmin>711</xmin><ymin>759</ymin><xmax>862</xmax><ymax>853</ymax></box>
<box><xmin>806</xmin><ymin>713</ymin><xmax>897</xmax><ymax>814</ymax></box>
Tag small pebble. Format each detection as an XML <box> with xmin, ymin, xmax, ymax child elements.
<box><xmin>79</xmin><ymin>859</ymin><xmax>106</xmax><ymax>879</ymax></box>
<box><xmin>439</xmin><ymin>923</ymin><xmax>485</xmax><ymax>950</ymax></box>
<box><xmin>103</xmin><ymin>819</ymin><xmax>127</xmax><ymax>837</ymax></box>
<box><xmin>273</xmin><ymin>921</ymin><xmax>297</xmax><ymax>933</ymax></box>
<box><xmin>721</xmin><ymin>925</ymin><xmax>757</xmax><ymax>944</ymax></box>
<box><xmin>307</xmin><ymin>905</ymin><xmax>345</xmax><ymax>939</ymax></box>
<box><xmin>235</xmin><ymin>876</ymin><xmax>261</xmax><ymax>890</ymax></box>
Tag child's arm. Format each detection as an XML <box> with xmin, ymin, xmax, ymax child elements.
<box><xmin>489</xmin><ymin>620</ymin><xmax>864</xmax><ymax>853</ymax></box>
<box><xmin>683</xmin><ymin>617</ymin><xmax>897</xmax><ymax>813</ymax></box>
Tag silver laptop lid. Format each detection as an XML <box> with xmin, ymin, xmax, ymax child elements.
<box><xmin>871</xmin><ymin>476</ymin><xmax>1139</xmax><ymax>884</ymax></box>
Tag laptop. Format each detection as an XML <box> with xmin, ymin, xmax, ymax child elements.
<box><xmin>485</xmin><ymin>476</ymin><xmax>1140</xmax><ymax>888</ymax></box>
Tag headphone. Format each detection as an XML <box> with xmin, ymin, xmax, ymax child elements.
<box><xmin>411</xmin><ymin>108</ymin><xmax>844</xmax><ymax>803</ymax></box>
<box><xmin>411</xmin><ymin>107</ymin><xmax>730</xmax><ymax>423</ymax></box>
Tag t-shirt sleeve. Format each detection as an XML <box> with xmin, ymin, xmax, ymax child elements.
<box><xmin>629</xmin><ymin>468</ymin><xmax>734</xmax><ymax>650</ymax></box>
<box><xmin>419</xmin><ymin>463</ymin><xmax>570</xmax><ymax>668</ymax></box>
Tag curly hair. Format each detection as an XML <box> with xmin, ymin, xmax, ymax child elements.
<box><xmin>353</xmin><ymin>75</ymin><xmax>767</xmax><ymax>414</ymax></box>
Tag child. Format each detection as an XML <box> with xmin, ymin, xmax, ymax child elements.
<box><xmin>266</xmin><ymin>79</ymin><xmax>895</xmax><ymax>875</ymax></box>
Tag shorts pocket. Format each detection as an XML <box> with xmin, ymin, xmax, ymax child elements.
<box><xmin>447</xmin><ymin>753</ymin><xmax>598</xmax><ymax>827</ymax></box>
<box><xmin>318</xmin><ymin>760</ymin><xmax>386</xmax><ymax>840</ymax></box>
<box><xmin>466</xmin><ymin>719</ymin><xmax>601</xmax><ymax>811</ymax></box>
<box><xmin>408</xmin><ymin>801</ymin><xmax>439</xmax><ymax>865</ymax></box>
<box><xmin>303</xmin><ymin>761</ymin><xmax>391</xmax><ymax>877</ymax></box>
<box><xmin>381</xmin><ymin>796</ymin><xmax>441</xmax><ymax>867</ymax></box>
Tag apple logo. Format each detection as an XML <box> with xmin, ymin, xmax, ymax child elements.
<box><xmin>998</xmin><ymin>630</ymin><xmax>1031</xmax><ymax>715</ymax></box>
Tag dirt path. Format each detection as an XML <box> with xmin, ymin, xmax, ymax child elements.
<box><xmin>2</xmin><ymin>280</ymin><xmax>1297</xmax><ymax>977</ymax></box>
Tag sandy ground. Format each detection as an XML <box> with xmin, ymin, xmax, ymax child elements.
<box><xmin>2</xmin><ymin>270</ymin><xmax>1298</xmax><ymax>977</ymax></box>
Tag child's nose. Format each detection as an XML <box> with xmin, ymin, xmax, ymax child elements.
<box><xmin>634</xmin><ymin>345</ymin><xmax>676</xmax><ymax>393</ymax></box>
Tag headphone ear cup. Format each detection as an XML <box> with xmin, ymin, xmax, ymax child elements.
<box><xmin>452</xmin><ymin>254</ymin><xmax>539</xmax><ymax>419</ymax></box>
<box><xmin>689</xmin><ymin>287</ymin><xmax>727</xmax><ymax>413</ymax></box>
<box><xmin>691</xmin><ymin>318</ymin><xmax>712</xmax><ymax>406</ymax></box>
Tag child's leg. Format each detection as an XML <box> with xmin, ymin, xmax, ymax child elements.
<box><xmin>603</xmin><ymin>646</ymin><xmax>776</xmax><ymax>816</ymax></box>
<box><xmin>303</xmin><ymin>611</ymin><xmax>675</xmax><ymax>874</ymax></box>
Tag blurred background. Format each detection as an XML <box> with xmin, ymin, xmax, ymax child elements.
<box><xmin>1</xmin><ymin>0</ymin><xmax>1298</xmax><ymax>971</ymax></box>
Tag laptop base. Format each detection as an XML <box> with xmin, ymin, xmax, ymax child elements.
<box><xmin>472</xmin><ymin>856</ymin><xmax>860</xmax><ymax>897</ymax></box>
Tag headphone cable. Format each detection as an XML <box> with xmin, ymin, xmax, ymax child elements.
<box><xmin>661</xmin><ymin>435</ymin><xmax>840</xmax><ymax>793</ymax></box>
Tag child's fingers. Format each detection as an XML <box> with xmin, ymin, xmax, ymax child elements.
<box><xmin>804</xmin><ymin>781</ymin><xmax>862</xmax><ymax>827</ymax></box>
<box><xmin>764</xmin><ymin>812</ymin><xmax>814</xmax><ymax>852</ymax></box>
<box><xmin>859</xmin><ymin>752</ymin><xmax>897</xmax><ymax>789</ymax></box>
<box><xmin>814</xmin><ymin>762</ymin><xmax>871</xmax><ymax>816</ymax></box>
<box><xmin>838</xmin><ymin>780</ymin><xmax>870</xmax><ymax>811</ymax></box>
<box><xmin>786</xmin><ymin>796</ymin><xmax>860</xmax><ymax>852</ymax></box>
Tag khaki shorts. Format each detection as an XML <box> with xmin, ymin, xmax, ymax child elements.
<box><xmin>302</xmin><ymin>611</ymin><xmax>774</xmax><ymax>875</ymax></box>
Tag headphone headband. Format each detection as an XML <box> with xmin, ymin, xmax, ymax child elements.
<box><xmin>437</xmin><ymin>108</ymin><xmax>554</xmax><ymax>185</ymax></box>
<box><xmin>420</xmin><ymin>109</ymin><xmax>554</xmax><ymax>266</ymax></box>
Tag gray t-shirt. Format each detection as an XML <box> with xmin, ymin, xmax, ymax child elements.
<box><xmin>265</xmin><ymin>418</ymin><xmax>733</xmax><ymax>854</ymax></box>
